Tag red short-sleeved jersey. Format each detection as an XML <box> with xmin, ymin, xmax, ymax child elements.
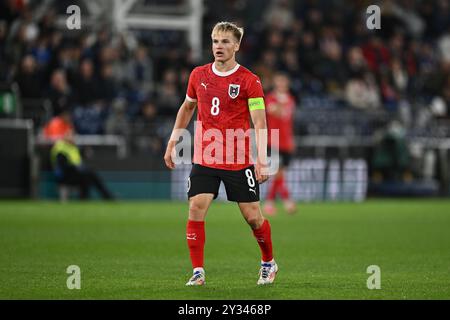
<box><xmin>266</xmin><ymin>92</ymin><xmax>295</xmax><ymax>153</ymax></box>
<box><xmin>186</xmin><ymin>62</ymin><xmax>264</xmax><ymax>171</ymax></box>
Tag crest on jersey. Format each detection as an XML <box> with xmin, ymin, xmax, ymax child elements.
<box><xmin>228</xmin><ymin>84</ymin><xmax>240</xmax><ymax>99</ymax></box>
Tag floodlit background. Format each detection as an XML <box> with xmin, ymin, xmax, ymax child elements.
<box><xmin>0</xmin><ymin>0</ymin><xmax>449</xmax><ymax>200</ymax></box>
<box><xmin>0</xmin><ymin>0</ymin><xmax>449</xmax><ymax>300</ymax></box>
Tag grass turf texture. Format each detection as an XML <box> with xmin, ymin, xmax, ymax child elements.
<box><xmin>0</xmin><ymin>200</ymin><xmax>449</xmax><ymax>299</ymax></box>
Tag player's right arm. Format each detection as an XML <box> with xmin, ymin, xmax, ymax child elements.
<box><xmin>164</xmin><ymin>67</ymin><xmax>199</xmax><ymax>169</ymax></box>
<box><xmin>164</xmin><ymin>99</ymin><xmax>197</xmax><ymax>169</ymax></box>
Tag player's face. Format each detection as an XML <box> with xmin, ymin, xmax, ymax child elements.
<box><xmin>274</xmin><ymin>75</ymin><xmax>290</xmax><ymax>92</ymax></box>
<box><xmin>211</xmin><ymin>31</ymin><xmax>240</xmax><ymax>63</ymax></box>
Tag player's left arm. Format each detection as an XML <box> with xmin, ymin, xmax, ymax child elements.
<box><xmin>248</xmin><ymin>75</ymin><xmax>269</xmax><ymax>183</ymax></box>
<box><xmin>250</xmin><ymin>103</ymin><xmax>269</xmax><ymax>184</ymax></box>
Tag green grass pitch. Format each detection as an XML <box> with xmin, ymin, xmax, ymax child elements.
<box><xmin>0</xmin><ymin>199</ymin><xmax>449</xmax><ymax>299</ymax></box>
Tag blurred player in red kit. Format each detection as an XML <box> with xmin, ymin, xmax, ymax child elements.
<box><xmin>164</xmin><ymin>22</ymin><xmax>278</xmax><ymax>286</ymax></box>
<box><xmin>263</xmin><ymin>73</ymin><xmax>297</xmax><ymax>215</ymax></box>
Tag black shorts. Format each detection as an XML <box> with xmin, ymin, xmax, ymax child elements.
<box><xmin>279</xmin><ymin>151</ymin><xmax>292</xmax><ymax>167</ymax></box>
<box><xmin>187</xmin><ymin>164</ymin><xmax>260</xmax><ymax>202</ymax></box>
<box><xmin>268</xmin><ymin>148</ymin><xmax>292</xmax><ymax>168</ymax></box>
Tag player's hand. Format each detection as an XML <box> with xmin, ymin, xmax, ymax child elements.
<box><xmin>164</xmin><ymin>142</ymin><xmax>176</xmax><ymax>170</ymax></box>
<box><xmin>255</xmin><ymin>161</ymin><xmax>269</xmax><ymax>184</ymax></box>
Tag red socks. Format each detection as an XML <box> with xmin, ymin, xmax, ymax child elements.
<box><xmin>252</xmin><ymin>219</ymin><xmax>274</xmax><ymax>262</ymax></box>
<box><xmin>187</xmin><ymin>219</ymin><xmax>273</xmax><ymax>267</ymax></box>
<box><xmin>186</xmin><ymin>220</ymin><xmax>205</xmax><ymax>268</ymax></box>
<box><xmin>267</xmin><ymin>177</ymin><xmax>279</xmax><ymax>200</ymax></box>
<box><xmin>278</xmin><ymin>176</ymin><xmax>290</xmax><ymax>200</ymax></box>
<box><xmin>267</xmin><ymin>175</ymin><xmax>290</xmax><ymax>200</ymax></box>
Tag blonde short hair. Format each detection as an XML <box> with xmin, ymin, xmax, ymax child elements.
<box><xmin>211</xmin><ymin>21</ymin><xmax>244</xmax><ymax>43</ymax></box>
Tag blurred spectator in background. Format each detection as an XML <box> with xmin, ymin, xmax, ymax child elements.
<box><xmin>14</xmin><ymin>55</ymin><xmax>42</xmax><ymax>99</ymax></box>
<box><xmin>98</xmin><ymin>63</ymin><xmax>118</xmax><ymax>104</ymax></box>
<box><xmin>390</xmin><ymin>58</ymin><xmax>409</xmax><ymax>95</ymax></box>
<box><xmin>7</xmin><ymin>8</ymin><xmax>39</xmax><ymax>66</ymax></box>
<box><xmin>264</xmin><ymin>0</ymin><xmax>295</xmax><ymax>31</ymax></box>
<box><xmin>298</xmin><ymin>30</ymin><xmax>321</xmax><ymax>94</ymax></box>
<box><xmin>69</xmin><ymin>58</ymin><xmax>107</xmax><ymax>135</ymax></box>
<box><xmin>318</xmin><ymin>30</ymin><xmax>346</xmax><ymax>96</ymax></box>
<box><xmin>47</xmin><ymin>69</ymin><xmax>72</xmax><ymax>116</ymax></box>
<box><xmin>50</xmin><ymin>130</ymin><xmax>114</xmax><ymax>200</ymax></box>
<box><xmin>253</xmin><ymin>50</ymin><xmax>278</xmax><ymax>91</ymax></box>
<box><xmin>345</xmin><ymin>72</ymin><xmax>381</xmax><ymax>110</ymax></box>
<box><xmin>49</xmin><ymin>42</ymin><xmax>76</xmax><ymax>80</ymax></box>
<box><xmin>361</xmin><ymin>36</ymin><xmax>390</xmax><ymax>74</ymax></box>
<box><xmin>156</xmin><ymin>69</ymin><xmax>182</xmax><ymax>117</ymax></box>
<box><xmin>105</xmin><ymin>98</ymin><xmax>130</xmax><ymax>137</ymax></box>
<box><xmin>132</xmin><ymin>100</ymin><xmax>162</xmax><ymax>155</ymax></box>
<box><xmin>73</xmin><ymin>59</ymin><xmax>99</xmax><ymax>106</ymax></box>
<box><xmin>31</xmin><ymin>35</ymin><xmax>52</xmax><ymax>68</ymax></box>
<box><xmin>124</xmin><ymin>45</ymin><xmax>154</xmax><ymax>97</ymax></box>
<box><xmin>346</xmin><ymin>47</ymin><xmax>368</xmax><ymax>76</ymax></box>
<box><xmin>380</xmin><ymin>70</ymin><xmax>400</xmax><ymax>111</ymax></box>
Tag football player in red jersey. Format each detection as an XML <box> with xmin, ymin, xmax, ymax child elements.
<box><xmin>164</xmin><ymin>22</ymin><xmax>277</xmax><ymax>286</ymax></box>
<box><xmin>263</xmin><ymin>73</ymin><xmax>297</xmax><ymax>215</ymax></box>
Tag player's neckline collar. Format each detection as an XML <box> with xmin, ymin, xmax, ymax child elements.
<box><xmin>212</xmin><ymin>62</ymin><xmax>240</xmax><ymax>77</ymax></box>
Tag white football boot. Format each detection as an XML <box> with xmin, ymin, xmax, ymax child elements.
<box><xmin>186</xmin><ymin>268</ymin><xmax>205</xmax><ymax>286</ymax></box>
<box><xmin>257</xmin><ymin>260</ymin><xmax>278</xmax><ymax>285</ymax></box>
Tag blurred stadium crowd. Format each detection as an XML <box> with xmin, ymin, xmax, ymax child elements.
<box><xmin>0</xmin><ymin>0</ymin><xmax>450</xmax><ymax>157</ymax></box>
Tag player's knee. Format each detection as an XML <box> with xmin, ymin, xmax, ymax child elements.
<box><xmin>189</xmin><ymin>200</ymin><xmax>207</xmax><ymax>220</ymax></box>
<box><xmin>246</xmin><ymin>215</ymin><xmax>264</xmax><ymax>229</ymax></box>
